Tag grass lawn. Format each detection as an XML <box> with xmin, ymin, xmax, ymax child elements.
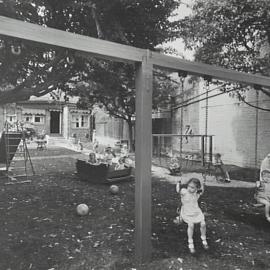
<box><xmin>0</xmin><ymin>148</ymin><xmax>269</xmax><ymax>269</ymax></box>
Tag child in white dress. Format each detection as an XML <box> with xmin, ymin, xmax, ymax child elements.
<box><xmin>176</xmin><ymin>178</ymin><xmax>208</xmax><ymax>254</ymax></box>
<box><xmin>255</xmin><ymin>169</ymin><xmax>270</xmax><ymax>222</ymax></box>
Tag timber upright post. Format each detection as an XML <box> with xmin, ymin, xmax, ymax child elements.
<box><xmin>135</xmin><ymin>50</ymin><xmax>153</xmax><ymax>264</ymax></box>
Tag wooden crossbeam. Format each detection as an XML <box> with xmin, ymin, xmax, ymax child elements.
<box><xmin>150</xmin><ymin>52</ymin><xmax>270</xmax><ymax>88</ymax></box>
<box><xmin>0</xmin><ymin>16</ymin><xmax>144</xmax><ymax>63</ymax></box>
<box><xmin>152</xmin><ymin>134</ymin><xmax>214</xmax><ymax>138</ymax></box>
<box><xmin>1</xmin><ymin>16</ymin><xmax>270</xmax><ymax>88</ymax></box>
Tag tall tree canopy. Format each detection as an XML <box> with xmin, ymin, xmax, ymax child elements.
<box><xmin>0</xmin><ymin>0</ymin><xmax>180</xmax><ymax>105</ymax></box>
<box><xmin>179</xmin><ymin>0</ymin><xmax>270</xmax><ymax>75</ymax></box>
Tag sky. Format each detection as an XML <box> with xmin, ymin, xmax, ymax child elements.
<box><xmin>164</xmin><ymin>1</ymin><xmax>194</xmax><ymax>60</ymax></box>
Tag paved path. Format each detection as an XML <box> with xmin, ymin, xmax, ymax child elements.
<box><xmin>14</xmin><ymin>144</ymin><xmax>255</xmax><ymax>189</ymax></box>
<box><xmin>14</xmin><ymin>153</ymin><xmax>86</xmax><ymax>161</ymax></box>
<box><xmin>152</xmin><ymin>165</ymin><xmax>255</xmax><ymax>189</ymax></box>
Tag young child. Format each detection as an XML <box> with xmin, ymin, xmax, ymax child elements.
<box><xmin>104</xmin><ymin>146</ymin><xmax>116</xmax><ymax>166</ymax></box>
<box><xmin>213</xmin><ymin>153</ymin><xmax>231</xmax><ymax>183</ymax></box>
<box><xmin>176</xmin><ymin>178</ymin><xmax>208</xmax><ymax>254</ymax></box>
<box><xmin>88</xmin><ymin>152</ymin><xmax>99</xmax><ymax>165</ymax></box>
<box><xmin>169</xmin><ymin>157</ymin><xmax>181</xmax><ymax>175</ymax></box>
<box><xmin>255</xmin><ymin>169</ymin><xmax>270</xmax><ymax>222</ymax></box>
<box><xmin>115</xmin><ymin>157</ymin><xmax>126</xmax><ymax>170</ymax></box>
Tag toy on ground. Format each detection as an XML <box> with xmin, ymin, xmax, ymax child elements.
<box><xmin>76</xmin><ymin>203</ymin><xmax>89</xmax><ymax>216</ymax></box>
<box><xmin>110</xmin><ymin>185</ymin><xmax>119</xmax><ymax>195</ymax></box>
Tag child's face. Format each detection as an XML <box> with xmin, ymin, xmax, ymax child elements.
<box><xmin>187</xmin><ymin>182</ymin><xmax>197</xmax><ymax>193</ymax></box>
<box><xmin>89</xmin><ymin>154</ymin><xmax>95</xmax><ymax>161</ymax></box>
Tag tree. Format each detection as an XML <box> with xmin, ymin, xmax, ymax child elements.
<box><xmin>177</xmin><ymin>0</ymin><xmax>270</xmax><ymax>96</ymax></box>
<box><xmin>0</xmin><ymin>0</ymin><xmax>180</xmax><ymax>147</ymax></box>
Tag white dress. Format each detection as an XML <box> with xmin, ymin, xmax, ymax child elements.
<box><xmin>180</xmin><ymin>188</ymin><xmax>205</xmax><ymax>224</ymax></box>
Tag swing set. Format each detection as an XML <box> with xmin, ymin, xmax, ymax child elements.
<box><xmin>152</xmin><ymin>73</ymin><xmax>215</xmax><ymax>176</ymax></box>
<box><xmin>1</xmin><ymin>15</ymin><xmax>270</xmax><ymax>264</ymax></box>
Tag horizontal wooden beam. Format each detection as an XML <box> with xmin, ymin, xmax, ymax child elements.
<box><xmin>0</xmin><ymin>16</ymin><xmax>144</xmax><ymax>63</ymax></box>
<box><xmin>1</xmin><ymin>16</ymin><xmax>270</xmax><ymax>88</ymax></box>
<box><xmin>152</xmin><ymin>134</ymin><xmax>214</xmax><ymax>137</ymax></box>
<box><xmin>150</xmin><ymin>52</ymin><xmax>270</xmax><ymax>88</ymax></box>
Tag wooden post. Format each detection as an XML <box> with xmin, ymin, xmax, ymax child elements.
<box><xmin>135</xmin><ymin>51</ymin><xmax>153</xmax><ymax>264</ymax></box>
<box><xmin>158</xmin><ymin>136</ymin><xmax>161</xmax><ymax>166</ymax></box>
<box><xmin>209</xmin><ymin>136</ymin><xmax>213</xmax><ymax>164</ymax></box>
<box><xmin>201</xmin><ymin>135</ymin><xmax>205</xmax><ymax>166</ymax></box>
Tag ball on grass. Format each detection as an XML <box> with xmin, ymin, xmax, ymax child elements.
<box><xmin>110</xmin><ymin>185</ymin><xmax>119</xmax><ymax>195</ymax></box>
<box><xmin>76</xmin><ymin>203</ymin><xmax>89</xmax><ymax>216</ymax></box>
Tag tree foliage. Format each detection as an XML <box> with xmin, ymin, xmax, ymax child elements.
<box><xmin>178</xmin><ymin>0</ymin><xmax>270</xmax><ymax>77</ymax></box>
<box><xmin>0</xmin><ymin>0</ymin><xmax>182</xmax><ymax>151</ymax></box>
<box><xmin>0</xmin><ymin>0</ymin><xmax>180</xmax><ymax>114</ymax></box>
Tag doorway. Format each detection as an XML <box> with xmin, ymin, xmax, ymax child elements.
<box><xmin>50</xmin><ymin>111</ymin><xmax>60</xmax><ymax>134</ymax></box>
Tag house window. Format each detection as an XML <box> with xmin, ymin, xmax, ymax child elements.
<box><xmin>34</xmin><ymin>115</ymin><xmax>44</xmax><ymax>124</ymax></box>
<box><xmin>24</xmin><ymin>116</ymin><xmax>32</xmax><ymax>122</ymax></box>
<box><xmin>81</xmin><ymin>115</ymin><xmax>87</xmax><ymax>127</ymax></box>
<box><xmin>72</xmin><ymin>115</ymin><xmax>88</xmax><ymax>128</ymax></box>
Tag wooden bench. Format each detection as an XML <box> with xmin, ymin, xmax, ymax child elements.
<box><xmin>75</xmin><ymin>159</ymin><xmax>133</xmax><ymax>184</ymax></box>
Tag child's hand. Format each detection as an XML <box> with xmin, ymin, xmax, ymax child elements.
<box><xmin>176</xmin><ymin>181</ymin><xmax>181</xmax><ymax>193</ymax></box>
<box><xmin>256</xmin><ymin>181</ymin><xmax>261</xmax><ymax>188</ymax></box>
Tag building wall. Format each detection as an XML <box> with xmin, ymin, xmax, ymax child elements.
<box><xmin>198</xmin><ymin>83</ymin><xmax>270</xmax><ymax>167</ymax></box>
<box><xmin>170</xmin><ymin>78</ymin><xmax>270</xmax><ymax>168</ymax></box>
<box><xmin>171</xmin><ymin>79</ymin><xmax>201</xmax><ymax>154</ymax></box>
<box><xmin>62</xmin><ymin>106</ymin><xmax>69</xmax><ymax>139</ymax></box>
<box><xmin>67</xmin><ymin>107</ymin><xmax>91</xmax><ymax>143</ymax></box>
<box><xmin>0</xmin><ymin>102</ymin><xmax>92</xmax><ymax>143</ymax></box>
<box><xmin>94</xmin><ymin>110</ymin><xmax>130</xmax><ymax>145</ymax></box>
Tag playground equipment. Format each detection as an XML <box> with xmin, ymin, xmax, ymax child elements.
<box><xmin>76</xmin><ymin>159</ymin><xmax>133</xmax><ymax>184</ymax></box>
<box><xmin>152</xmin><ymin>133</ymin><xmax>213</xmax><ymax>169</ymax></box>
<box><xmin>1</xmin><ymin>15</ymin><xmax>270</xmax><ymax>264</ymax></box>
<box><xmin>0</xmin><ymin>121</ymin><xmax>34</xmax><ymax>180</ymax></box>
<box><xmin>152</xmin><ymin>74</ymin><xmax>215</xmax><ymax>175</ymax></box>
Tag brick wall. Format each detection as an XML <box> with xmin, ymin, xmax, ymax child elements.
<box><xmin>198</xmin><ymin>84</ymin><xmax>270</xmax><ymax>167</ymax></box>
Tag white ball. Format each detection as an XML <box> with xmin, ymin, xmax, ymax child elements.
<box><xmin>110</xmin><ymin>185</ymin><xmax>119</xmax><ymax>195</ymax></box>
<box><xmin>76</xmin><ymin>203</ymin><xmax>89</xmax><ymax>216</ymax></box>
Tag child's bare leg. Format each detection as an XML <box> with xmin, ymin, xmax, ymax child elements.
<box><xmin>200</xmin><ymin>221</ymin><xmax>209</xmax><ymax>249</ymax></box>
<box><xmin>187</xmin><ymin>223</ymin><xmax>195</xmax><ymax>253</ymax></box>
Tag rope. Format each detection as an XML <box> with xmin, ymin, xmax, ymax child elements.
<box><xmin>254</xmin><ymin>90</ymin><xmax>259</xmax><ymax>178</ymax></box>
<box><xmin>179</xmin><ymin>77</ymin><xmax>185</xmax><ymax>160</ymax></box>
<box><xmin>178</xmin><ymin>71</ymin><xmax>187</xmax><ymax>165</ymax></box>
<box><xmin>203</xmin><ymin>76</ymin><xmax>211</xmax><ymax>164</ymax></box>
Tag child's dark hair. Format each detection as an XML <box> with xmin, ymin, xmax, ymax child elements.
<box><xmin>214</xmin><ymin>153</ymin><xmax>221</xmax><ymax>158</ymax></box>
<box><xmin>187</xmin><ymin>178</ymin><xmax>202</xmax><ymax>193</ymax></box>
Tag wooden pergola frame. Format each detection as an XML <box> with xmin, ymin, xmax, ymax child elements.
<box><xmin>1</xmin><ymin>16</ymin><xmax>270</xmax><ymax>265</ymax></box>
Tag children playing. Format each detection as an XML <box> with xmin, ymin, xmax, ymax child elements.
<box><xmin>169</xmin><ymin>157</ymin><xmax>181</xmax><ymax>175</ymax></box>
<box><xmin>176</xmin><ymin>178</ymin><xmax>208</xmax><ymax>254</ymax></box>
<box><xmin>255</xmin><ymin>169</ymin><xmax>270</xmax><ymax>222</ymax></box>
<box><xmin>88</xmin><ymin>152</ymin><xmax>99</xmax><ymax>165</ymax></box>
<box><xmin>213</xmin><ymin>153</ymin><xmax>231</xmax><ymax>183</ymax></box>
